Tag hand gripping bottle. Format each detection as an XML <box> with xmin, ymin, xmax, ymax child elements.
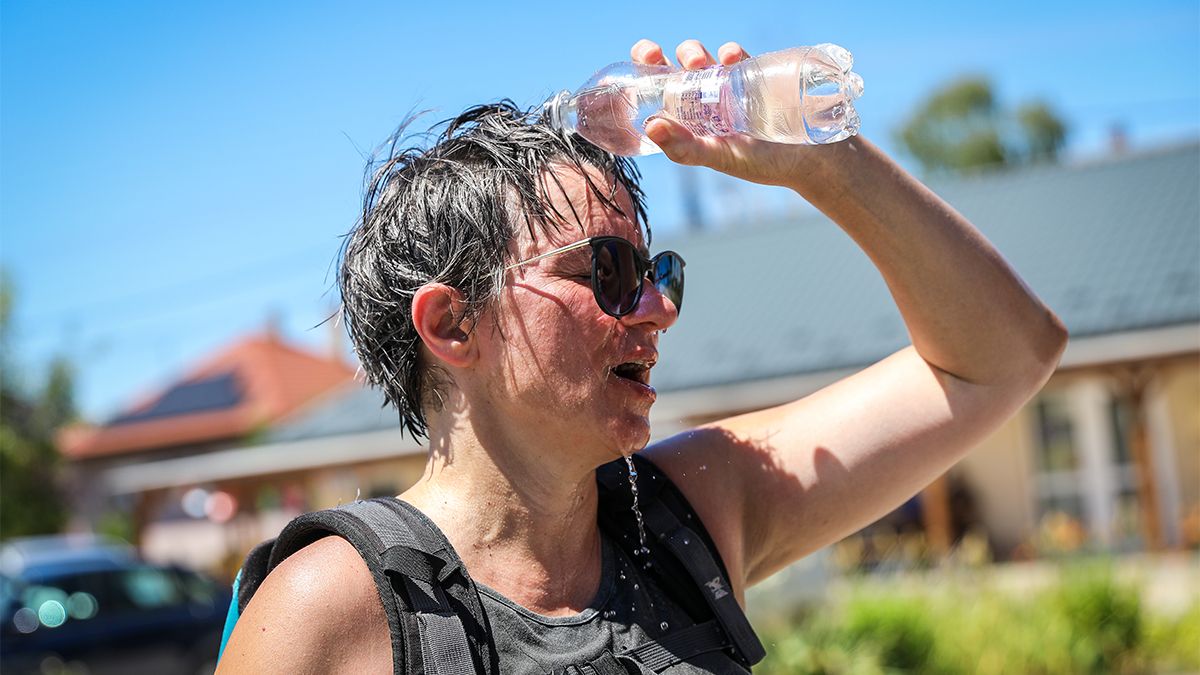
<box><xmin>543</xmin><ymin>44</ymin><xmax>864</xmax><ymax>157</ymax></box>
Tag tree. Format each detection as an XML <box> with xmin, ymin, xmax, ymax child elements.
<box><xmin>0</xmin><ymin>273</ymin><xmax>73</xmax><ymax>539</ymax></box>
<box><xmin>898</xmin><ymin>76</ymin><xmax>1068</xmax><ymax>175</ymax></box>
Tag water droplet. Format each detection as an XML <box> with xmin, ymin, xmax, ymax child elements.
<box><xmin>700</xmin><ymin>464</ymin><xmax>707</xmax><ymax>471</ymax></box>
<box><xmin>618</xmin><ymin>572</ymin><xmax>626</xmax><ymax>580</ymax></box>
<box><xmin>643</xmin><ymin>562</ymin><xmax>653</xmax><ymax>571</ymax></box>
<box><xmin>633</xmin><ymin>583</ymin><xmax>639</xmax><ymax>591</ymax></box>
<box><xmin>682</xmin><ymin>537</ymin><xmax>690</xmax><ymax>546</ymax></box>
<box><xmin>660</xmin><ymin>621</ymin><xmax>670</xmax><ymax>631</ymax></box>
<box><xmin>625</xmin><ymin>457</ymin><xmax>648</xmax><ymax>552</ymax></box>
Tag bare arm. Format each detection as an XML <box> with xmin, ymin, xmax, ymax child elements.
<box><xmin>216</xmin><ymin>537</ymin><xmax>392</xmax><ymax>674</ymax></box>
<box><xmin>638</xmin><ymin>39</ymin><xmax>1067</xmax><ymax>590</ymax></box>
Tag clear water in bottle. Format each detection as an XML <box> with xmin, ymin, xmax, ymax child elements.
<box><xmin>544</xmin><ymin>44</ymin><xmax>864</xmax><ymax>157</ymax></box>
<box><xmin>544</xmin><ymin>62</ymin><xmax>675</xmax><ymax>157</ymax></box>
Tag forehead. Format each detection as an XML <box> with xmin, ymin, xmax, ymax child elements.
<box><xmin>514</xmin><ymin>163</ymin><xmax>645</xmax><ymax>258</ymax></box>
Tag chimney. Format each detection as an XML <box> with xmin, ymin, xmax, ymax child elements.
<box><xmin>1109</xmin><ymin>123</ymin><xmax>1128</xmax><ymax>155</ymax></box>
<box><xmin>265</xmin><ymin>309</ymin><xmax>283</xmax><ymax>343</ymax></box>
<box><xmin>326</xmin><ymin>305</ymin><xmax>348</xmax><ymax>364</ymax></box>
<box><xmin>679</xmin><ymin>166</ymin><xmax>707</xmax><ymax>233</ymax></box>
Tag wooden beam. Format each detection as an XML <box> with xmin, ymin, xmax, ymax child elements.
<box><xmin>921</xmin><ymin>474</ymin><xmax>953</xmax><ymax>557</ymax></box>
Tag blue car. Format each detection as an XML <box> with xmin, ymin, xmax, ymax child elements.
<box><xmin>1</xmin><ymin>535</ymin><xmax>230</xmax><ymax>675</ymax></box>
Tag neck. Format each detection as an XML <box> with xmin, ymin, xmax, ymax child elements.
<box><xmin>400</xmin><ymin>406</ymin><xmax>606</xmax><ymax>616</ymax></box>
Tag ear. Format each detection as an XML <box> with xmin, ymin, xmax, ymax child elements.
<box><xmin>412</xmin><ymin>283</ymin><xmax>476</xmax><ymax>369</ymax></box>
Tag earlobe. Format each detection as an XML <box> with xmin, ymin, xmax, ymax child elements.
<box><xmin>412</xmin><ymin>284</ymin><xmax>475</xmax><ymax>368</ymax></box>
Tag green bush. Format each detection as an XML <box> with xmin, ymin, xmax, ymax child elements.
<box><xmin>1048</xmin><ymin>567</ymin><xmax>1144</xmax><ymax>673</ymax></box>
<box><xmin>754</xmin><ymin>562</ymin><xmax>1195</xmax><ymax>675</ymax></box>
<box><xmin>1146</xmin><ymin>603</ymin><xmax>1200</xmax><ymax>673</ymax></box>
<box><xmin>842</xmin><ymin>595</ymin><xmax>938</xmax><ymax>672</ymax></box>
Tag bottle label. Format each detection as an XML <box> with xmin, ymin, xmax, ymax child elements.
<box><xmin>665</xmin><ymin>69</ymin><xmax>733</xmax><ymax>136</ymax></box>
<box><xmin>700</xmin><ymin>75</ymin><xmax>721</xmax><ymax>104</ymax></box>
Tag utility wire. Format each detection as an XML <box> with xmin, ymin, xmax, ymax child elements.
<box><xmin>14</xmin><ymin>239</ymin><xmax>342</xmax><ymax>334</ymax></box>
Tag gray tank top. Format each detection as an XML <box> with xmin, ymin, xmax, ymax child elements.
<box><xmin>472</xmin><ymin>533</ymin><xmax>750</xmax><ymax>674</ymax></box>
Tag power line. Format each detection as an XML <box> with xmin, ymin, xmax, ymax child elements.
<box><xmin>14</xmin><ymin>239</ymin><xmax>342</xmax><ymax>334</ymax></box>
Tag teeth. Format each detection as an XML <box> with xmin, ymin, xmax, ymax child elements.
<box><xmin>612</xmin><ymin>361</ymin><xmax>652</xmax><ymax>383</ymax></box>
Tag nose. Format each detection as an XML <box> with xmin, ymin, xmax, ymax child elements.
<box><xmin>621</xmin><ymin>276</ymin><xmax>678</xmax><ymax>332</ymax></box>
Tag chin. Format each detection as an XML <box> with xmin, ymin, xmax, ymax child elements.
<box><xmin>607</xmin><ymin>417</ymin><xmax>652</xmax><ymax>457</ymax></box>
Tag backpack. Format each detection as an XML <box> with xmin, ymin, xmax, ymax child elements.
<box><xmin>218</xmin><ymin>455</ymin><xmax>765</xmax><ymax>674</ymax></box>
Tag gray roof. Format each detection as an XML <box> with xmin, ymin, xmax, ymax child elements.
<box><xmin>269</xmin><ymin>382</ymin><xmax>396</xmax><ymax>442</ymax></box>
<box><xmin>273</xmin><ymin>142</ymin><xmax>1200</xmax><ymax>438</ymax></box>
<box><xmin>652</xmin><ymin>142</ymin><xmax>1200</xmax><ymax>392</ymax></box>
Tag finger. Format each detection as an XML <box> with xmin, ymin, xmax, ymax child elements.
<box><xmin>645</xmin><ymin>117</ymin><xmax>702</xmax><ymax>166</ymax></box>
<box><xmin>632</xmin><ymin>39</ymin><xmax>673</xmax><ymax>67</ymax></box>
<box><xmin>717</xmin><ymin>42</ymin><xmax>751</xmax><ymax>65</ymax></box>
<box><xmin>675</xmin><ymin>39</ymin><xmax>716</xmax><ymax>70</ymax></box>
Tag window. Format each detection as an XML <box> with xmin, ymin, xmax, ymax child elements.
<box><xmin>1032</xmin><ymin>391</ymin><xmax>1087</xmax><ymax>553</ymax></box>
<box><xmin>1030</xmin><ymin>382</ymin><xmax>1154</xmax><ymax>554</ymax></box>
<box><xmin>1108</xmin><ymin>394</ymin><xmax>1144</xmax><ymax>550</ymax></box>
<box><xmin>1036</xmin><ymin>396</ymin><xmax>1078</xmax><ymax>472</ymax></box>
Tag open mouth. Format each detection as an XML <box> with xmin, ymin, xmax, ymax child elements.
<box><xmin>610</xmin><ymin>361</ymin><xmax>653</xmax><ymax>386</ymax></box>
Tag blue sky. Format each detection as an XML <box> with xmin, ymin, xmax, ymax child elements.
<box><xmin>3</xmin><ymin>0</ymin><xmax>1198</xmax><ymax>421</ymax></box>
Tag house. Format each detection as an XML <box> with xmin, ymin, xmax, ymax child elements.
<box><xmin>647</xmin><ymin>141</ymin><xmax>1199</xmax><ymax>564</ymax></box>
<box><xmin>58</xmin><ymin>331</ymin><xmax>355</xmax><ymax>572</ymax></box>
<box><xmin>75</xmin><ymin>141</ymin><xmax>1200</xmax><ymax>577</ymax></box>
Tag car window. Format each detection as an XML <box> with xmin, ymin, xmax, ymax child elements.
<box><xmin>116</xmin><ymin>567</ymin><xmax>183</xmax><ymax>610</ymax></box>
<box><xmin>175</xmin><ymin>569</ymin><xmax>219</xmax><ymax>606</ymax></box>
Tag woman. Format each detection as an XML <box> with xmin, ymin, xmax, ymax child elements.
<box><xmin>217</xmin><ymin>38</ymin><xmax>1067</xmax><ymax>673</ymax></box>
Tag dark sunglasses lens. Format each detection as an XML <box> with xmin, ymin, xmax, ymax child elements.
<box><xmin>653</xmin><ymin>253</ymin><xmax>685</xmax><ymax>313</ymax></box>
<box><xmin>594</xmin><ymin>239</ymin><xmax>641</xmax><ymax>315</ymax></box>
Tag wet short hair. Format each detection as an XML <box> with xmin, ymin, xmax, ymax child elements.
<box><xmin>338</xmin><ymin>101</ymin><xmax>649</xmax><ymax>440</ymax></box>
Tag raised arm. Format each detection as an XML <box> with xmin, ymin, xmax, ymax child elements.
<box><xmin>637</xmin><ymin>39</ymin><xmax>1068</xmax><ymax>592</ymax></box>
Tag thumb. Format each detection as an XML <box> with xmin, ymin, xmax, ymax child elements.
<box><xmin>645</xmin><ymin>116</ymin><xmax>701</xmax><ymax>165</ymax></box>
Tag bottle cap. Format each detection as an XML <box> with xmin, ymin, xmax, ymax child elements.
<box><xmin>541</xmin><ymin>90</ymin><xmax>570</xmax><ymax>132</ymax></box>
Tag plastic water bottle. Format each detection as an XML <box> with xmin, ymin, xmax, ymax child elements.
<box><xmin>543</xmin><ymin>44</ymin><xmax>864</xmax><ymax>157</ymax></box>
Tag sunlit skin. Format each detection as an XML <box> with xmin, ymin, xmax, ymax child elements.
<box><xmin>468</xmin><ymin>164</ymin><xmax>673</xmax><ymax>468</ymax></box>
<box><xmin>218</xmin><ymin>38</ymin><xmax>1067</xmax><ymax>674</ymax></box>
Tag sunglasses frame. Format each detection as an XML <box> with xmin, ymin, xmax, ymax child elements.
<box><xmin>504</xmin><ymin>236</ymin><xmax>685</xmax><ymax>318</ymax></box>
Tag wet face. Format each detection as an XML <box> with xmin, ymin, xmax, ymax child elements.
<box><xmin>470</xmin><ymin>163</ymin><xmax>678</xmax><ymax>464</ymax></box>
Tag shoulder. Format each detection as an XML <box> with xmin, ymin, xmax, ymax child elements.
<box><xmin>217</xmin><ymin>536</ymin><xmax>392</xmax><ymax>674</ymax></box>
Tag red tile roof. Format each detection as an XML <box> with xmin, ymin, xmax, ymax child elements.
<box><xmin>60</xmin><ymin>333</ymin><xmax>355</xmax><ymax>460</ymax></box>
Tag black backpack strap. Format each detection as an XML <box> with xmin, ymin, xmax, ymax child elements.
<box><xmin>622</xmin><ymin>620</ymin><xmax>731</xmax><ymax>671</ymax></box>
<box><xmin>596</xmin><ymin>455</ymin><xmax>766</xmax><ymax>669</ymax></box>
<box><xmin>383</xmin><ymin>499</ymin><xmax>495</xmax><ymax>675</ymax></box>
<box><xmin>639</xmin><ymin>494</ymin><xmax>765</xmax><ymax>666</ymax></box>
<box><xmin>236</xmin><ymin>537</ymin><xmax>276</xmax><ymax>614</ymax></box>
<box><xmin>563</xmin><ymin>652</ymin><xmax>653</xmax><ymax>675</ymax></box>
<box><xmin>262</xmin><ymin>497</ymin><xmax>496</xmax><ymax>675</ymax></box>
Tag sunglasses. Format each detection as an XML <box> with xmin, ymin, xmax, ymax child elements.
<box><xmin>504</xmin><ymin>236</ymin><xmax>685</xmax><ymax>318</ymax></box>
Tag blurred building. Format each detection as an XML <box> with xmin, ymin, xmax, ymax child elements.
<box><xmin>58</xmin><ymin>141</ymin><xmax>1199</xmax><ymax>577</ymax></box>
<box><xmin>58</xmin><ymin>331</ymin><xmax>356</xmax><ymax>575</ymax></box>
<box><xmin>646</xmin><ymin>140</ymin><xmax>1199</xmax><ymax>564</ymax></box>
